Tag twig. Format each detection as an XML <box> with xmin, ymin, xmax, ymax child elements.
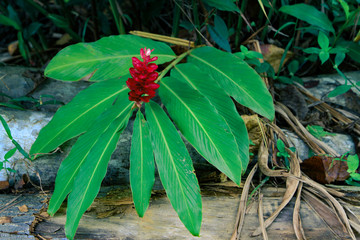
<box><xmin>231</xmin><ymin>163</ymin><xmax>258</xmax><ymax>240</ymax></box>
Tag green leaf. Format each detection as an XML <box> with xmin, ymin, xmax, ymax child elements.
<box><xmin>47</xmin><ymin>100</ymin><xmax>133</xmax><ymax>216</ymax></box>
<box><xmin>159</xmin><ymin>76</ymin><xmax>242</xmax><ymax>184</ymax></box>
<box><xmin>319</xmin><ymin>50</ymin><xmax>330</xmax><ymax>64</ymax></box>
<box><xmin>4</xmin><ymin>148</ymin><xmax>17</xmax><ymax>160</ymax></box>
<box><xmin>171</xmin><ymin>63</ymin><xmax>249</xmax><ymax>174</ymax></box>
<box><xmin>245</xmin><ymin>51</ymin><xmax>263</xmax><ymax>59</ymax></box>
<box><xmin>45</xmin><ymin>35</ymin><xmax>176</xmax><ymax>81</ymax></box>
<box><xmin>30</xmin><ymin>77</ymin><xmax>130</xmax><ymax>155</ymax></box>
<box><xmin>318</xmin><ymin>32</ymin><xmax>329</xmax><ymax>50</ymax></box>
<box><xmin>0</xmin><ymin>14</ymin><xmax>21</xmax><ymax>30</ymax></box>
<box><xmin>0</xmin><ymin>114</ymin><xmax>13</xmax><ymax>139</ymax></box>
<box><xmin>328</xmin><ymin>85</ymin><xmax>352</xmax><ymax>98</ymax></box>
<box><xmin>347</xmin><ymin>154</ymin><xmax>359</xmax><ymax>173</ymax></box>
<box><xmin>334</xmin><ymin>53</ymin><xmax>346</xmax><ymax>67</ymax></box>
<box><xmin>287</xmin><ymin>60</ymin><xmax>299</xmax><ymax>75</ymax></box>
<box><xmin>303</xmin><ymin>47</ymin><xmax>321</xmax><ymax>54</ymax></box>
<box><xmin>214</xmin><ymin>15</ymin><xmax>228</xmax><ymax>39</ymax></box>
<box><xmin>346</xmin><ymin>178</ymin><xmax>360</xmax><ymax>186</ymax></box>
<box><xmin>17</xmin><ymin>32</ymin><xmax>28</xmax><ymax>61</ymax></box>
<box><xmin>274</xmin><ymin>22</ymin><xmax>296</xmax><ymax>37</ymax></box>
<box><xmin>338</xmin><ymin>0</ymin><xmax>350</xmax><ymax>20</ymax></box>
<box><xmin>279</xmin><ymin>4</ymin><xmax>335</xmax><ymax>33</ymax></box>
<box><xmin>145</xmin><ymin>101</ymin><xmax>202</xmax><ymax>236</ymax></box>
<box><xmin>188</xmin><ymin>47</ymin><xmax>274</xmax><ymax>120</ymax></box>
<box><xmin>208</xmin><ymin>15</ymin><xmax>231</xmax><ymax>52</ymax></box>
<box><xmin>65</xmin><ymin>109</ymin><xmax>132</xmax><ymax>240</ymax></box>
<box><xmin>201</xmin><ymin>0</ymin><xmax>239</xmax><ymax>12</ymax></box>
<box><xmin>23</xmin><ymin>22</ymin><xmax>42</xmax><ymax>40</ymax></box>
<box><xmin>130</xmin><ymin>111</ymin><xmax>155</xmax><ymax>217</ymax></box>
<box><xmin>306</xmin><ymin>125</ymin><xmax>336</xmax><ymax>139</ymax></box>
<box><xmin>350</xmin><ymin>173</ymin><xmax>360</xmax><ymax>181</ymax></box>
<box><xmin>337</xmin><ymin>41</ymin><xmax>360</xmax><ymax>64</ymax></box>
<box><xmin>276</xmin><ymin>139</ymin><xmax>286</xmax><ymax>153</ymax></box>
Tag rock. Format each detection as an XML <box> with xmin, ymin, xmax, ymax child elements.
<box><xmin>0</xmin><ymin>66</ymin><xmax>39</xmax><ymax>100</ymax></box>
<box><xmin>283</xmin><ymin>129</ymin><xmax>356</xmax><ymax>160</ymax></box>
<box><xmin>0</xmin><ymin>108</ymin><xmax>211</xmax><ymax>188</ymax></box>
<box><xmin>278</xmin><ymin>85</ymin><xmax>308</xmax><ymax>120</ymax></box>
<box><xmin>29</xmin><ymin>78</ymin><xmax>91</xmax><ymax>112</ymax></box>
<box><xmin>0</xmin><ymin>66</ymin><xmax>91</xmax><ymax>112</ymax></box>
<box><xmin>303</xmin><ymin>71</ymin><xmax>360</xmax><ymax>114</ymax></box>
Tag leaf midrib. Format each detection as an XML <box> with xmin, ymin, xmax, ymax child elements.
<box><xmin>174</xmin><ymin>67</ymin><xmax>243</xmax><ymax>172</ymax></box>
<box><xmin>46</xmin><ymin>54</ymin><xmax>176</xmax><ymax>74</ymax></box>
<box><xmin>162</xmin><ymin>81</ymin><xmax>233</xmax><ymax>179</ymax></box>
<box><xmin>51</xmin><ymin>102</ymin><xmax>132</xmax><ymax>210</ymax></box>
<box><xmin>71</xmin><ymin>113</ymin><xmax>129</xmax><ymax>227</ymax></box>
<box><xmin>149</xmin><ymin>103</ymin><xmax>195</xmax><ymax>230</ymax></box>
<box><xmin>35</xmin><ymin>87</ymin><xmax>127</xmax><ymax>154</ymax></box>
<box><xmin>189</xmin><ymin>53</ymin><xmax>264</xmax><ymax>109</ymax></box>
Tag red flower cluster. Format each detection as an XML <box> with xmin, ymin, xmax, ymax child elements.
<box><xmin>127</xmin><ymin>48</ymin><xmax>159</xmax><ymax>107</ymax></box>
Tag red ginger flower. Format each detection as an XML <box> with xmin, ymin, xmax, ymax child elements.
<box><xmin>127</xmin><ymin>48</ymin><xmax>159</xmax><ymax>107</ymax></box>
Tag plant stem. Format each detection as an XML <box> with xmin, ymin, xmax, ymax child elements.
<box><xmin>156</xmin><ymin>48</ymin><xmax>195</xmax><ymax>83</ymax></box>
<box><xmin>109</xmin><ymin>0</ymin><xmax>125</xmax><ymax>35</ymax></box>
<box><xmin>260</xmin><ymin>0</ymin><xmax>277</xmax><ymax>41</ymax></box>
<box><xmin>192</xmin><ymin>0</ymin><xmax>201</xmax><ymax>45</ymax></box>
<box><xmin>171</xmin><ymin>0</ymin><xmax>181</xmax><ymax>37</ymax></box>
<box><xmin>91</xmin><ymin>0</ymin><xmax>99</xmax><ymax>40</ymax></box>
<box><xmin>235</xmin><ymin>0</ymin><xmax>248</xmax><ymax>49</ymax></box>
<box><xmin>247</xmin><ymin>175</ymin><xmax>270</xmax><ymax>206</ymax></box>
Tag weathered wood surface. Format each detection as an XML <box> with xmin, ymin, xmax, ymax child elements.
<box><xmin>33</xmin><ymin>186</ymin><xmax>360</xmax><ymax>240</ymax></box>
<box><xmin>1</xmin><ymin>185</ymin><xmax>359</xmax><ymax>239</ymax></box>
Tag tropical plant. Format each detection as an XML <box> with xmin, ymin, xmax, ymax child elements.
<box><xmin>29</xmin><ymin>34</ymin><xmax>274</xmax><ymax>239</ymax></box>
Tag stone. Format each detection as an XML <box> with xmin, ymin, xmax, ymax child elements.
<box><xmin>283</xmin><ymin>129</ymin><xmax>356</xmax><ymax>160</ymax></box>
<box><xmin>0</xmin><ymin>108</ymin><xmax>211</xmax><ymax>188</ymax></box>
<box><xmin>29</xmin><ymin>78</ymin><xmax>91</xmax><ymax>112</ymax></box>
<box><xmin>0</xmin><ymin>66</ymin><xmax>91</xmax><ymax>112</ymax></box>
<box><xmin>303</xmin><ymin>71</ymin><xmax>360</xmax><ymax>113</ymax></box>
<box><xmin>0</xmin><ymin>66</ymin><xmax>39</xmax><ymax>100</ymax></box>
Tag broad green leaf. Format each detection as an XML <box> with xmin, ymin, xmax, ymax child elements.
<box><xmin>346</xmin><ymin>178</ymin><xmax>360</xmax><ymax>186</ymax></box>
<box><xmin>347</xmin><ymin>155</ymin><xmax>359</xmax><ymax>173</ymax></box>
<box><xmin>318</xmin><ymin>32</ymin><xmax>329</xmax><ymax>50</ymax></box>
<box><xmin>350</xmin><ymin>173</ymin><xmax>360</xmax><ymax>181</ymax></box>
<box><xmin>279</xmin><ymin>4</ymin><xmax>335</xmax><ymax>33</ymax></box>
<box><xmin>303</xmin><ymin>47</ymin><xmax>321</xmax><ymax>54</ymax></box>
<box><xmin>338</xmin><ymin>0</ymin><xmax>350</xmax><ymax>20</ymax></box>
<box><xmin>214</xmin><ymin>15</ymin><xmax>228</xmax><ymax>39</ymax></box>
<box><xmin>319</xmin><ymin>50</ymin><xmax>330</xmax><ymax>64</ymax></box>
<box><xmin>4</xmin><ymin>148</ymin><xmax>17</xmax><ymax>160</ymax></box>
<box><xmin>328</xmin><ymin>85</ymin><xmax>352</xmax><ymax>98</ymax></box>
<box><xmin>0</xmin><ymin>14</ymin><xmax>21</xmax><ymax>30</ymax></box>
<box><xmin>130</xmin><ymin>110</ymin><xmax>155</xmax><ymax>217</ymax></box>
<box><xmin>159</xmin><ymin>76</ymin><xmax>242</xmax><ymax>184</ymax></box>
<box><xmin>276</xmin><ymin>139</ymin><xmax>286</xmax><ymax>153</ymax></box>
<box><xmin>334</xmin><ymin>53</ymin><xmax>346</xmax><ymax>67</ymax></box>
<box><xmin>208</xmin><ymin>15</ymin><xmax>231</xmax><ymax>52</ymax></box>
<box><xmin>188</xmin><ymin>46</ymin><xmax>274</xmax><ymax>120</ymax></box>
<box><xmin>30</xmin><ymin>76</ymin><xmax>129</xmax><ymax>155</ymax></box>
<box><xmin>18</xmin><ymin>32</ymin><xmax>28</xmax><ymax>61</ymax></box>
<box><xmin>202</xmin><ymin>0</ymin><xmax>239</xmax><ymax>12</ymax></box>
<box><xmin>65</xmin><ymin>110</ymin><xmax>132</xmax><ymax>240</ymax></box>
<box><xmin>306</xmin><ymin>125</ymin><xmax>336</xmax><ymax>139</ymax></box>
<box><xmin>45</xmin><ymin>35</ymin><xmax>176</xmax><ymax>81</ymax></box>
<box><xmin>47</xmin><ymin>100</ymin><xmax>133</xmax><ymax>216</ymax></box>
<box><xmin>145</xmin><ymin>101</ymin><xmax>202</xmax><ymax>236</ymax></box>
<box><xmin>337</xmin><ymin>41</ymin><xmax>360</xmax><ymax>64</ymax></box>
<box><xmin>208</xmin><ymin>25</ymin><xmax>231</xmax><ymax>52</ymax></box>
<box><xmin>171</xmin><ymin>63</ymin><xmax>249</xmax><ymax>174</ymax></box>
